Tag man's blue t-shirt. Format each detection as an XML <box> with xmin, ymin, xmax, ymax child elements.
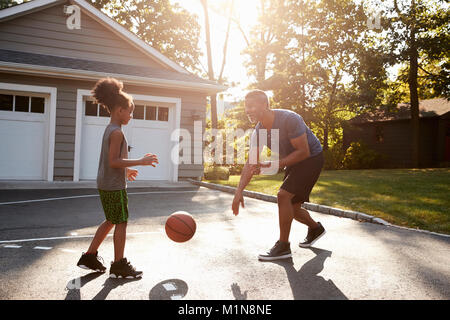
<box><xmin>251</xmin><ymin>109</ymin><xmax>322</xmax><ymax>160</ymax></box>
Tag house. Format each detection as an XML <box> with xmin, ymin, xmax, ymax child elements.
<box><xmin>343</xmin><ymin>98</ymin><xmax>450</xmax><ymax>168</ymax></box>
<box><xmin>0</xmin><ymin>0</ymin><xmax>226</xmax><ymax>182</ymax></box>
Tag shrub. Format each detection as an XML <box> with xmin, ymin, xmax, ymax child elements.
<box><xmin>342</xmin><ymin>142</ymin><xmax>385</xmax><ymax>169</ymax></box>
<box><xmin>204</xmin><ymin>165</ymin><xmax>230</xmax><ymax>180</ymax></box>
<box><xmin>323</xmin><ymin>144</ymin><xmax>345</xmax><ymax>170</ymax></box>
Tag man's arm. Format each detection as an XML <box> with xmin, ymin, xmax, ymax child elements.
<box><xmin>278</xmin><ymin>132</ymin><xmax>310</xmax><ymax>168</ymax></box>
<box><xmin>232</xmin><ymin>144</ymin><xmax>260</xmax><ymax>215</ymax></box>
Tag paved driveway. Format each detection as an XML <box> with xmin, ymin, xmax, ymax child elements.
<box><xmin>0</xmin><ymin>186</ymin><xmax>449</xmax><ymax>300</ymax></box>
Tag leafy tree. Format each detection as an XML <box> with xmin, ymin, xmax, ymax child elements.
<box><xmin>383</xmin><ymin>0</ymin><xmax>449</xmax><ymax>166</ymax></box>
<box><xmin>87</xmin><ymin>0</ymin><xmax>203</xmax><ymax>74</ymax></box>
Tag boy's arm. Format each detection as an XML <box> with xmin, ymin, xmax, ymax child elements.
<box><xmin>108</xmin><ymin>130</ymin><xmax>157</xmax><ymax>168</ymax></box>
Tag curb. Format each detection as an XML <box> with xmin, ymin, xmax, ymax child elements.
<box><xmin>188</xmin><ymin>179</ymin><xmax>450</xmax><ymax>238</ymax></box>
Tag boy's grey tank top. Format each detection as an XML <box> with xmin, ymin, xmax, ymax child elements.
<box><xmin>97</xmin><ymin>123</ymin><xmax>128</xmax><ymax>190</ymax></box>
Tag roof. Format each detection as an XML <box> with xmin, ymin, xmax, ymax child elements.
<box><xmin>349</xmin><ymin>98</ymin><xmax>450</xmax><ymax>124</ymax></box>
<box><xmin>0</xmin><ymin>0</ymin><xmax>227</xmax><ymax>93</ymax></box>
<box><xmin>0</xmin><ymin>49</ymin><xmax>224</xmax><ymax>92</ymax></box>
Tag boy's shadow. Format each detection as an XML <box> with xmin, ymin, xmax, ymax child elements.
<box><xmin>268</xmin><ymin>247</ymin><xmax>348</xmax><ymax>300</ymax></box>
<box><xmin>65</xmin><ymin>272</ymin><xmax>104</xmax><ymax>300</ymax></box>
<box><xmin>92</xmin><ymin>277</ymin><xmax>141</xmax><ymax>300</ymax></box>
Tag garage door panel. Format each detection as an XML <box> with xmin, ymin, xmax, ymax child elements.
<box><xmin>79</xmin><ymin>123</ymin><xmax>105</xmax><ymax>180</ymax></box>
<box><xmin>0</xmin><ymin>119</ymin><xmax>46</xmax><ymax>179</ymax></box>
<box><xmin>130</xmin><ymin>127</ymin><xmax>170</xmax><ymax>180</ymax></box>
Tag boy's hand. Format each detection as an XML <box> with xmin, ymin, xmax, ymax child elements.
<box><xmin>127</xmin><ymin>168</ymin><xmax>138</xmax><ymax>181</ymax></box>
<box><xmin>140</xmin><ymin>153</ymin><xmax>158</xmax><ymax>167</ymax></box>
<box><xmin>232</xmin><ymin>192</ymin><xmax>245</xmax><ymax>216</ymax></box>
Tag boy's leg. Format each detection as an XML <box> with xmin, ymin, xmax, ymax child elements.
<box><xmin>292</xmin><ymin>203</ymin><xmax>319</xmax><ymax>229</ymax></box>
<box><xmin>87</xmin><ymin>220</ymin><xmax>114</xmax><ymax>254</ymax></box>
<box><xmin>113</xmin><ymin>221</ymin><xmax>127</xmax><ymax>262</ymax></box>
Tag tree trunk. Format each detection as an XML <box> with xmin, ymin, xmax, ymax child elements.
<box><xmin>409</xmin><ymin>0</ymin><xmax>420</xmax><ymax>168</ymax></box>
<box><xmin>200</xmin><ymin>0</ymin><xmax>218</xmax><ymax>129</ymax></box>
<box><xmin>323</xmin><ymin>123</ymin><xmax>329</xmax><ymax>151</ymax></box>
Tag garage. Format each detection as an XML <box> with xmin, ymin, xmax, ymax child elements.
<box><xmin>74</xmin><ymin>89</ymin><xmax>181</xmax><ymax>182</ymax></box>
<box><xmin>0</xmin><ymin>83</ymin><xmax>56</xmax><ymax>181</ymax></box>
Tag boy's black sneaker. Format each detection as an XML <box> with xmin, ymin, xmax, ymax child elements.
<box><xmin>258</xmin><ymin>241</ymin><xmax>292</xmax><ymax>261</ymax></box>
<box><xmin>299</xmin><ymin>222</ymin><xmax>326</xmax><ymax>248</ymax></box>
<box><xmin>110</xmin><ymin>258</ymin><xmax>143</xmax><ymax>279</ymax></box>
<box><xmin>77</xmin><ymin>251</ymin><xmax>106</xmax><ymax>272</ymax></box>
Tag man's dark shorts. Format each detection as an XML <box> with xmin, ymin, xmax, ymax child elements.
<box><xmin>280</xmin><ymin>151</ymin><xmax>324</xmax><ymax>204</ymax></box>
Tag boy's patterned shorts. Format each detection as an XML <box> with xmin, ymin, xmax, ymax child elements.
<box><xmin>98</xmin><ymin>189</ymin><xmax>129</xmax><ymax>224</ymax></box>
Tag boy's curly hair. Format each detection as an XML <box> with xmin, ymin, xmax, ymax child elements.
<box><xmin>91</xmin><ymin>77</ymin><xmax>133</xmax><ymax>113</ymax></box>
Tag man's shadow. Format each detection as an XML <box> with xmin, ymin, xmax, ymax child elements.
<box><xmin>269</xmin><ymin>247</ymin><xmax>348</xmax><ymax>300</ymax></box>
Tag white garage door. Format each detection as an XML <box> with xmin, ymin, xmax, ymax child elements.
<box><xmin>0</xmin><ymin>92</ymin><xmax>49</xmax><ymax>180</ymax></box>
<box><xmin>79</xmin><ymin>99</ymin><xmax>173</xmax><ymax>181</ymax></box>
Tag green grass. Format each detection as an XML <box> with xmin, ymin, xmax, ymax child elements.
<box><xmin>205</xmin><ymin>168</ymin><xmax>450</xmax><ymax>235</ymax></box>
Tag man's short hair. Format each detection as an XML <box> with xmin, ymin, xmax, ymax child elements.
<box><xmin>245</xmin><ymin>89</ymin><xmax>269</xmax><ymax>108</ymax></box>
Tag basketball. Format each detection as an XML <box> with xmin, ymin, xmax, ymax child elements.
<box><xmin>165</xmin><ymin>211</ymin><xmax>196</xmax><ymax>243</ymax></box>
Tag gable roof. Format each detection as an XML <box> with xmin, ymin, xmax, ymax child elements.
<box><xmin>0</xmin><ymin>49</ymin><xmax>223</xmax><ymax>92</ymax></box>
<box><xmin>349</xmin><ymin>98</ymin><xmax>450</xmax><ymax>124</ymax></box>
<box><xmin>0</xmin><ymin>0</ymin><xmax>227</xmax><ymax>93</ymax></box>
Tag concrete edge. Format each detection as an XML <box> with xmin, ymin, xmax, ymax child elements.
<box><xmin>188</xmin><ymin>179</ymin><xmax>450</xmax><ymax>239</ymax></box>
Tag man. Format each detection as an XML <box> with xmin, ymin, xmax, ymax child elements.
<box><xmin>232</xmin><ymin>90</ymin><xmax>325</xmax><ymax>261</ymax></box>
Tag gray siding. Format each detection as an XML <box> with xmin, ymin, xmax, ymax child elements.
<box><xmin>0</xmin><ymin>72</ymin><xmax>206</xmax><ymax>180</ymax></box>
<box><xmin>0</xmin><ymin>1</ymin><xmax>167</xmax><ymax>69</ymax></box>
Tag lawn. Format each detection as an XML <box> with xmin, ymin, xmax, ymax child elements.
<box><xmin>205</xmin><ymin>168</ymin><xmax>450</xmax><ymax>235</ymax></box>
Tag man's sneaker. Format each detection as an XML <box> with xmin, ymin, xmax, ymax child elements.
<box><xmin>77</xmin><ymin>251</ymin><xmax>106</xmax><ymax>272</ymax></box>
<box><xmin>299</xmin><ymin>222</ymin><xmax>326</xmax><ymax>248</ymax></box>
<box><xmin>258</xmin><ymin>241</ymin><xmax>292</xmax><ymax>261</ymax></box>
<box><xmin>109</xmin><ymin>258</ymin><xmax>143</xmax><ymax>279</ymax></box>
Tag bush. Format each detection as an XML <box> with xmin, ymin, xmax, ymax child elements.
<box><xmin>227</xmin><ymin>163</ymin><xmax>244</xmax><ymax>175</ymax></box>
<box><xmin>323</xmin><ymin>144</ymin><xmax>345</xmax><ymax>170</ymax></box>
<box><xmin>342</xmin><ymin>142</ymin><xmax>385</xmax><ymax>169</ymax></box>
<box><xmin>203</xmin><ymin>165</ymin><xmax>230</xmax><ymax>180</ymax></box>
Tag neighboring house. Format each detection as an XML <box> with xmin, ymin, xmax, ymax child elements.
<box><xmin>343</xmin><ymin>98</ymin><xmax>450</xmax><ymax>168</ymax></box>
<box><xmin>0</xmin><ymin>0</ymin><xmax>226</xmax><ymax>182</ymax></box>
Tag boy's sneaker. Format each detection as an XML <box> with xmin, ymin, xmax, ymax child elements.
<box><xmin>109</xmin><ymin>258</ymin><xmax>143</xmax><ymax>279</ymax></box>
<box><xmin>299</xmin><ymin>222</ymin><xmax>326</xmax><ymax>248</ymax></box>
<box><xmin>77</xmin><ymin>251</ymin><xmax>106</xmax><ymax>272</ymax></box>
<box><xmin>258</xmin><ymin>241</ymin><xmax>292</xmax><ymax>261</ymax></box>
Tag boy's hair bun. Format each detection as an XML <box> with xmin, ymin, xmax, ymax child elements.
<box><xmin>91</xmin><ymin>77</ymin><xmax>131</xmax><ymax>113</ymax></box>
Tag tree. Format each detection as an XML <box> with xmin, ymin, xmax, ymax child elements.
<box><xmin>0</xmin><ymin>0</ymin><xmax>29</xmax><ymax>9</ymax></box>
<box><xmin>200</xmin><ymin>0</ymin><xmax>235</xmax><ymax>129</ymax></box>
<box><xmin>87</xmin><ymin>0</ymin><xmax>203</xmax><ymax>74</ymax></box>
<box><xmin>384</xmin><ymin>0</ymin><xmax>449</xmax><ymax>167</ymax></box>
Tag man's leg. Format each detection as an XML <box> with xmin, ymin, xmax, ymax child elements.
<box><xmin>277</xmin><ymin>189</ymin><xmax>296</xmax><ymax>243</ymax></box>
<box><xmin>292</xmin><ymin>202</ymin><xmax>320</xmax><ymax>229</ymax></box>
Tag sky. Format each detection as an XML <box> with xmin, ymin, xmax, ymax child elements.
<box><xmin>171</xmin><ymin>0</ymin><xmax>261</xmax><ymax>102</ymax></box>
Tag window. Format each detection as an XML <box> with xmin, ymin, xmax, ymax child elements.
<box><xmin>15</xmin><ymin>96</ymin><xmax>29</xmax><ymax>112</ymax></box>
<box><xmin>0</xmin><ymin>94</ymin><xmax>13</xmax><ymax>111</ymax></box>
<box><xmin>134</xmin><ymin>105</ymin><xmax>145</xmax><ymax>119</ymax></box>
<box><xmin>145</xmin><ymin>106</ymin><xmax>157</xmax><ymax>120</ymax></box>
<box><xmin>99</xmin><ymin>105</ymin><xmax>109</xmax><ymax>117</ymax></box>
<box><xmin>85</xmin><ymin>101</ymin><xmax>97</xmax><ymax>116</ymax></box>
<box><xmin>31</xmin><ymin>97</ymin><xmax>45</xmax><ymax>113</ymax></box>
<box><xmin>158</xmin><ymin>107</ymin><xmax>169</xmax><ymax>121</ymax></box>
<box><xmin>0</xmin><ymin>94</ymin><xmax>45</xmax><ymax>113</ymax></box>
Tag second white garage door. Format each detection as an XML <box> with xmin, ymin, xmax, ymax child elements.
<box><xmin>77</xmin><ymin>95</ymin><xmax>177</xmax><ymax>181</ymax></box>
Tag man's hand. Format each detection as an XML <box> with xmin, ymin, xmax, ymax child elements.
<box><xmin>126</xmin><ymin>168</ymin><xmax>138</xmax><ymax>181</ymax></box>
<box><xmin>232</xmin><ymin>192</ymin><xmax>245</xmax><ymax>216</ymax></box>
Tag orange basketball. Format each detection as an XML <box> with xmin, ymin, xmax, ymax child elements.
<box><xmin>165</xmin><ymin>211</ymin><xmax>196</xmax><ymax>243</ymax></box>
